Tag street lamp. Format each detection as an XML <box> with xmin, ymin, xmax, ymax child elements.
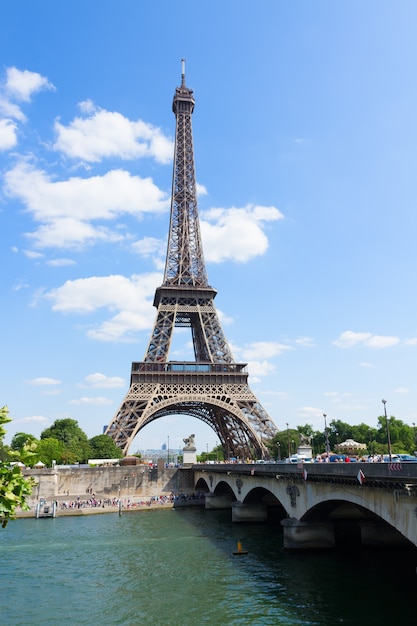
<box><xmin>286</xmin><ymin>423</ymin><xmax>290</xmax><ymax>459</ymax></box>
<box><xmin>277</xmin><ymin>442</ymin><xmax>281</xmax><ymax>461</ymax></box>
<box><xmin>382</xmin><ymin>400</ymin><xmax>392</xmax><ymax>462</ymax></box>
<box><xmin>323</xmin><ymin>413</ymin><xmax>330</xmax><ymax>458</ymax></box>
<box><xmin>167</xmin><ymin>435</ymin><xmax>170</xmax><ymax>466</ymax></box>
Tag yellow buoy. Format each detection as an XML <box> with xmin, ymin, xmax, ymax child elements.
<box><xmin>233</xmin><ymin>540</ymin><xmax>248</xmax><ymax>555</ymax></box>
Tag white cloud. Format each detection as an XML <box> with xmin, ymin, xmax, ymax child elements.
<box><xmin>217</xmin><ymin>309</ymin><xmax>234</xmax><ymax>326</ymax></box>
<box><xmin>69</xmin><ymin>396</ymin><xmax>113</xmax><ymax>406</ymax></box>
<box><xmin>295</xmin><ymin>336</ymin><xmax>315</xmax><ymax>347</ymax></box>
<box><xmin>201</xmin><ymin>204</ymin><xmax>283</xmax><ymax>263</ymax></box>
<box><xmin>131</xmin><ymin>236</ymin><xmax>165</xmax><ymax>258</ymax></box>
<box><xmin>47</xmin><ymin>258</ymin><xmax>76</xmax><ymax>267</ymax></box>
<box><xmin>246</xmin><ymin>359</ymin><xmax>277</xmax><ymax>377</ymax></box>
<box><xmin>240</xmin><ymin>341</ymin><xmax>292</xmax><ymax>360</ymax></box>
<box><xmin>4</xmin><ymin>162</ymin><xmax>170</xmax><ymax>250</ymax></box>
<box><xmin>12</xmin><ymin>279</ymin><xmax>29</xmax><ymax>291</ymax></box>
<box><xmin>333</xmin><ymin>330</ymin><xmax>400</xmax><ymax>349</ymax></box>
<box><xmin>28</xmin><ymin>377</ymin><xmax>62</xmax><ymax>386</ymax></box>
<box><xmin>45</xmin><ymin>272</ymin><xmax>160</xmax><ymax>341</ymax></box>
<box><xmin>0</xmin><ymin>68</ymin><xmax>55</xmax><ymax>143</ymax></box>
<box><xmin>0</xmin><ymin>119</ymin><xmax>18</xmax><ymax>150</ymax></box>
<box><xmin>196</xmin><ymin>182</ymin><xmax>207</xmax><ymax>196</ymax></box>
<box><xmin>0</xmin><ymin>97</ymin><xmax>26</xmax><ymax>121</ymax></box>
<box><xmin>83</xmin><ymin>373</ymin><xmax>125</xmax><ymax>389</ymax></box>
<box><xmin>6</xmin><ymin>67</ymin><xmax>55</xmax><ymax>102</ymax></box>
<box><xmin>54</xmin><ymin>101</ymin><xmax>173</xmax><ymax>163</ymax></box>
<box><xmin>365</xmin><ymin>335</ymin><xmax>400</xmax><ymax>348</ymax></box>
<box><xmin>13</xmin><ymin>415</ymin><xmax>49</xmax><ymax>424</ymax></box>
<box><xmin>23</xmin><ymin>250</ymin><xmax>44</xmax><ymax>259</ymax></box>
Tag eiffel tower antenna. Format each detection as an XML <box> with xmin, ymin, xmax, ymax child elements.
<box><xmin>105</xmin><ymin>62</ymin><xmax>278</xmax><ymax>458</ymax></box>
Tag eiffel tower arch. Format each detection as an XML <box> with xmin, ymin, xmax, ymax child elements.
<box><xmin>105</xmin><ymin>61</ymin><xmax>278</xmax><ymax>459</ymax></box>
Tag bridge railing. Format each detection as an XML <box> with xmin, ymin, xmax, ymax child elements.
<box><xmin>194</xmin><ymin>462</ymin><xmax>417</xmax><ymax>482</ymax></box>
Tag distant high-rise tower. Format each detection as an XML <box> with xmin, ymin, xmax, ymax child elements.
<box><xmin>105</xmin><ymin>61</ymin><xmax>278</xmax><ymax>458</ymax></box>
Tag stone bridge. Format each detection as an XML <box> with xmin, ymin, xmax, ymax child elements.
<box><xmin>194</xmin><ymin>462</ymin><xmax>417</xmax><ymax>550</ymax></box>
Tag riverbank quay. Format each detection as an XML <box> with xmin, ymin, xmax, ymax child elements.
<box><xmin>17</xmin><ymin>465</ymin><xmax>203</xmax><ymax>519</ymax></box>
<box><xmin>22</xmin><ymin>464</ymin><xmax>195</xmax><ymax>500</ymax></box>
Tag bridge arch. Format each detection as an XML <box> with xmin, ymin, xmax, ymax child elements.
<box><xmin>242</xmin><ymin>486</ymin><xmax>288</xmax><ymax>522</ymax></box>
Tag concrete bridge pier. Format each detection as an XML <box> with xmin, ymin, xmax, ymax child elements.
<box><xmin>204</xmin><ymin>493</ymin><xmax>234</xmax><ymax>509</ymax></box>
<box><xmin>232</xmin><ymin>501</ymin><xmax>268</xmax><ymax>523</ymax></box>
<box><xmin>281</xmin><ymin>518</ymin><xmax>336</xmax><ymax>550</ymax></box>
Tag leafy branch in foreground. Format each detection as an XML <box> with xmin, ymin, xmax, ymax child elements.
<box><xmin>0</xmin><ymin>406</ymin><xmax>35</xmax><ymax>527</ymax></box>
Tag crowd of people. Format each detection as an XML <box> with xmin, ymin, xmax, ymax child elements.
<box><xmin>56</xmin><ymin>491</ymin><xmax>205</xmax><ymax>511</ymax></box>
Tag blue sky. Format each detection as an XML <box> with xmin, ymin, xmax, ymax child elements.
<box><xmin>2</xmin><ymin>1</ymin><xmax>417</xmax><ymax>454</ymax></box>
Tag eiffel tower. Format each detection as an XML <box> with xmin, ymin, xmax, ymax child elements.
<box><xmin>105</xmin><ymin>61</ymin><xmax>278</xmax><ymax>459</ymax></box>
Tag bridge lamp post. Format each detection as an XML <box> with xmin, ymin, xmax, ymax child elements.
<box><xmin>382</xmin><ymin>400</ymin><xmax>392</xmax><ymax>462</ymax></box>
<box><xmin>277</xmin><ymin>442</ymin><xmax>281</xmax><ymax>461</ymax></box>
<box><xmin>286</xmin><ymin>423</ymin><xmax>290</xmax><ymax>459</ymax></box>
<box><xmin>323</xmin><ymin>414</ymin><xmax>330</xmax><ymax>458</ymax></box>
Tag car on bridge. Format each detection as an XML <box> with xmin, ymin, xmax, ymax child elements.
<box><xmin>398</xmin><ymin>454</ymin><xmax>417</xmax><ymax>462</ymax></box>
<box><xmin>382</xmin><ymin>454</ymin><xmax>401</xmax><ymax>463</ymax></box>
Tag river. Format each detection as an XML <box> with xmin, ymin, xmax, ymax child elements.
<box><xmin>2</xmin><ymin>507</ymin><xmax>416</xmax><ymax>625</ymax></box>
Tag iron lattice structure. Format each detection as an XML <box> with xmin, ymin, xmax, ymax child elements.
<box><xmin>106</xmin><ymin>61</ymin><xmax>278</xmax><ymax>458</ymax></box>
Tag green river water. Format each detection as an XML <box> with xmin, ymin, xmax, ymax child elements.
<box><xmin>1</xmin><ymin>507</ymin><xmax>416</xmax><ymax>625</ymax></box>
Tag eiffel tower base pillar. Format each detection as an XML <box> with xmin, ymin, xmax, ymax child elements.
<box><xmin>231</xmin><ymin>501</ymin><xmax>268</xmax><ymax>523</ymax></box>
<box><xmin>281</xmin><ymin>518</ymin><xmax>336</xmax><ymax>549</ymax></box>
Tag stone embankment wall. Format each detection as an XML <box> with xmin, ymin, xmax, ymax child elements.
<box><xmin>23</xmin><ymin>466</ymin><xmax>196</xmax><ymax>502</ymax></box>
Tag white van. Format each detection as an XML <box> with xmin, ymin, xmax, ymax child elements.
<box><xmin>286</xmin><ymin>454</ymin><xmax>312</xmax><ymax>464</ymax></box>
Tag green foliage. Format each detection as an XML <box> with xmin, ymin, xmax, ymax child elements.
<box><xmin>264</xmin><ymin>415</ymin><xmax>417</xmax><ymax>459</ymax></box>
<box><xmin>0</xmin><ymin>465</ymin><xmax>34</xmax><ymax>527</ymax></box>
<box><xmin>10</xmin><ymin>432</ymin><xmax>38</xmax><ymax>452</ymax></box>
<box><xmin>89</xmin><ymin>434</ymin><xmax>123</xmax><ymax>460</ymax></box>
<box><xmin>267</xmin><ymin>428</ymin><xmax>300</xmax><ymax>460</ymax></box>
<box><xmin>0</xmin><ymin>405</ymin><xmax>11</xmax><ymax>440</ymax></box>
<box><xmin>36</xmin><ymin>437</ymin><xmax>66</xmax><ymax>466</ymax></box>
<box><xmin>0</xmin><ymin>406</ymin><xmax>35</xmax><ymax>527</ymax></box>
<box><xmin>41</xmin><ymin>418</ymin><xmax>92</xmax><ymax>463</ymax></box>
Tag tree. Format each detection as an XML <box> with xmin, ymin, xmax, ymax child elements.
<box><xmin>36</xmin><ymin>437</ymin><xmax>66</xmax><ymax>466</ymax></box>
<box><xmin>41</xmin><ymin>418</ymin><xmax>92</xmax><ymax>463</ymax></box>
<box><xmin>0</xmin><ymin>406</ymin><xmax>34</xmax><ymax>527</ymax></box>
<box><xmin>89</xmin><ymin>435</ymin><xmax>123</xmax><ymax>460</ymax></box>
<box><xmin>268</xmin><ymin>428</ymin><xmax>300</xmax><ymax>460</ymax></box>
<box><xmin>10</xmin><ymin>432</ymin><xmax>38</xmax><ymax>452</ymax></box>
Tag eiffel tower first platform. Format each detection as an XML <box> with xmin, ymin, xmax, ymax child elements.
<box><xmin>105</xmin><ymin>61</ymin><xmax>278</xmax><ymax>459</ymax></box>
